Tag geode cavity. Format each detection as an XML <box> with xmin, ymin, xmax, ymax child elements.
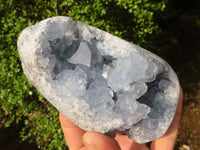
<box><xmin>17</xmin><ymin>16</ymin><xmax>180</xmax><ymax>143</ymax></box>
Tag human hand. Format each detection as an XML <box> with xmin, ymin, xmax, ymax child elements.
<box><xmin>59</xmin><ymin>88</ymin><xmax>183</xmax><ymax>150</ymax></box>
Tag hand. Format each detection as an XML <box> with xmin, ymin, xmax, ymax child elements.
<box><xmin>59</xmin><ymin>88</ymin><xmax>183</xmax><ymax>150</ymax></box>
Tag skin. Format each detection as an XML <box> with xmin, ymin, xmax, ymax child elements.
<box><xmin>59</xmin><ymin>88</ymin><xmax>183</xmax><ymax>150</ymax></box>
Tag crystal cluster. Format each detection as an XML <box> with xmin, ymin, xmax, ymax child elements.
<box><xmin>17</xmin><ymin>16</ymin><xmax>180</xmax><ymax>143</ymax></box>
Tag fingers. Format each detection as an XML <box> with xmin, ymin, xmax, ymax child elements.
<box><xmin>150</xmin><ymin>87</ymin><xmax>183</xmax><ymax>150</ymax></box>
<box><xmin>59</xmin><ymin>112</ymin><xmax>86</xmax><ymax>150</ymax></box>
<box><xmin>60</xmin><ymin>113</ymin><xmax>121</xmax><ymax>150</ymax></box>
<box><xmin>83</xmin><ymin>131</ymin><xmax>121</xmax><ymax>150</ymax></box>
<box><xmin>115</xmin><ymin>133</ymin><xmax>149</xmax><ymax>150</ymax></box>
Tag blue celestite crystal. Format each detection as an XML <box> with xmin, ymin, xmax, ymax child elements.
<box><xmin>17</xmin><ymin>16</ymin><xmax>180</xmax><ymax>143</ymax></box>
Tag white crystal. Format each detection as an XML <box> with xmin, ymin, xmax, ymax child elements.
<box><xmin>107</xmin><ymin>52</ymin><xmax>148</xmax><ymax>91</ymax></box>
<box><xmin>68</xmin><ymin>42</ymin><xmax>91</xmax><ymax>67</ymax></box>
<box><xmin>116</xmin><ymin>91</ymin><xmax>138</xmax><ymax>114</ymax></box>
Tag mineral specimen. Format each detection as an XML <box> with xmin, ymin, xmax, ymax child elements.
<box><xmin>17</xmin><ymin>16</ymin><xmax>180</xmax><ymax>143</ymax></box>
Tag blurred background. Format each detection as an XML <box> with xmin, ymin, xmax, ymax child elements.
<box><xmin>0</xmin><ymin>0</ymin><xmax>199</xmax><ymax>149</ymax></box>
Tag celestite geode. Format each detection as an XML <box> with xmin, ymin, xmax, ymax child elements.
<box><xmin>17</xmin><ymin>16</ymin><xmax>180</xmax><ymax>143</ymax></box>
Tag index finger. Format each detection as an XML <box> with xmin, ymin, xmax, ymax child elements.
<box><xmin>59</xmin><ymin>112</ymin><xmax>86</xmax><ymax>150</ymax></box>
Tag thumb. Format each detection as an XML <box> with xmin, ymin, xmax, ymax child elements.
<box><xmin>83</xmin><ymin>131</ymin><xmax>121</xmax><ymax>150</ymax></box>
